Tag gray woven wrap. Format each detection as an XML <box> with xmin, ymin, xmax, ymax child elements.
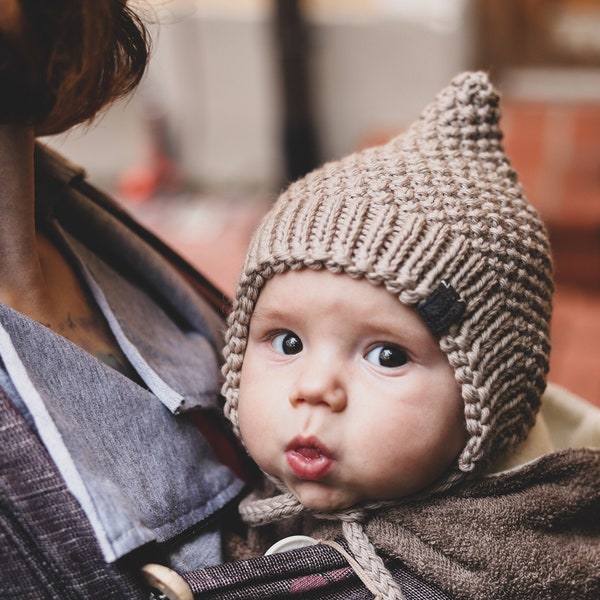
<box><xmin>223</xmin><ymin>70</ymin><xmax>553</xmax><ymax>478</ymax></box>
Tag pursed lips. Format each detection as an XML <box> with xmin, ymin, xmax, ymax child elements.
<box><xmin>285</xmin><ymin>436</ymin><xmax>334</xmax><ymax>480</ymax></box>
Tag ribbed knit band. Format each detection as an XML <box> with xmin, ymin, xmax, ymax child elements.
<box><xmin>223</xmin><ymin>71</ymin><xmax>553</xmax><ymax>478</ymax></box>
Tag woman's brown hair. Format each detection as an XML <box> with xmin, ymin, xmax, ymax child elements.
<box><xmin>0</xmin><ymin>0</ymin><xmax>150</xmax><ymax>135</ymax></box>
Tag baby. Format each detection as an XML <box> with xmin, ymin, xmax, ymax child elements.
<box><xmin>220</xmin><ymin>72</ymin><xmax>599</xmax><ymax>599</ymax></box>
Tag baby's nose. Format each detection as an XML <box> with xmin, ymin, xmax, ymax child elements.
<box><xmin>288</xmin><ymin>371</ymin><xmax>347</xmax><ymax>412</ymax></box>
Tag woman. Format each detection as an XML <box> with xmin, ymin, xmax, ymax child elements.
<box><xmin>0</xmin><ymin>3</ymin><xmax>248</xmax><ymax>597</ymax></box>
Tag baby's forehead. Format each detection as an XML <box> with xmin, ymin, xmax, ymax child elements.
<box><xmin>251</xmin><ymin>268</ymin><xmax>432</xmax><ymax>334</ymax></box>
<box><xmin>255</xmin><ymin>268</ymin><xmax>396</xmax><ymax>306</ymax></box>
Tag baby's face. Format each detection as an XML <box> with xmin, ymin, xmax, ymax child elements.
<box><xmin>238</xmin><ymin>269</ymin><xmax>465</xmax><ymax>511</ymax></box>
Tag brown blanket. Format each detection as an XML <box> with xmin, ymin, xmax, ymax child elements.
<box><xmin>311</xmin><ymin>448</ymin><xmax>599</xmax><ymax>599</ymax></box>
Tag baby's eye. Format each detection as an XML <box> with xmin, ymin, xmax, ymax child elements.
<box><xmin>271</xmin><ymin>331</ymin><xmax>303</xmax><ymax>355</ymax></box>
<box><xmin>365</xmin><ymin>345</ymin><xmax>409</xmax><ymax>368</ymax></box>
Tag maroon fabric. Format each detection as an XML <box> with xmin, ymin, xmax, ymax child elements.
<box><xmin>0</xmin><ymin>387</ymin><xmax>146</xmax><ymax>599</ymax></box>
<box><xmin>181</xmin><ymin>542</ymin><xmax>452</xmax><ymax>600</ymax></box>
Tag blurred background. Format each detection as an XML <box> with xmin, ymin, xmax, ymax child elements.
<box><xmin>43</xmin><ymin>0</ymin><xmax>600</xmax><ymax>405</ymax></box>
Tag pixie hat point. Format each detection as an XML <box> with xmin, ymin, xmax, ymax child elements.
<box><xmin>223</xmin><ymin>70</ymin><xmax>553</xmax><ymax>484</ymax></box>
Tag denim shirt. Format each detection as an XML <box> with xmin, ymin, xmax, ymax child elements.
<box><xmin>0</xmin><ymin>146</ymin><xmax>244</xmax><ymax>569</ymax></box>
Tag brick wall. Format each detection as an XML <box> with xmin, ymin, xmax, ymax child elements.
<box><xmin>502</xmin><ymin>100</ymin><xmax>600</xmax><ymax>289</ymax></box>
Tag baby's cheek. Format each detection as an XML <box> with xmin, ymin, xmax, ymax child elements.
<box><xmin>238</xmin><ymin>397</ymin><xmax>266</xmax><ymax>458</ymax></box>
<box><xmin>237</xmin><ymin>374</ymin><xmax>255</xmax><ymax>437</ymax></box>
<box><xmin>236</xmin><ymin>397</ymin><xmax>253</xmax><ymax>445</ymax></box>
<box><xmin>241</xmin><ymin>418</ymin><xmax>282</xmax><ymax>481</ymax></box>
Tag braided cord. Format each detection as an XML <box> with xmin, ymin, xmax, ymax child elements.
<box><xmin>239</xmin><ymin>491</ymin><xmax>304</xmax><ymax>525</ymax></box>
<box><xmin>342</xmin><ymin>520</ymin><xmax>406</xmax><ymax>600</ymax></box>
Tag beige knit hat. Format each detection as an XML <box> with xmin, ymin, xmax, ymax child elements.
<box><xmin>223</xmin><ymin>70</ymin><xmax>553</xmax><ymax>482</ymax></box>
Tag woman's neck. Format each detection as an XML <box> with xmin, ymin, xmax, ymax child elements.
<box><xmin>0</xmin><ymin>124</ymin><xmax>47</xmax><ymax>314</ymax></box>
<box><xmin>0</xmin><ymin>127</ymin><xmax>144</xmax><ymax>381</ymax></box>
<box><xmin>0</xmin><ymin>123</ymin><xmax>36</xmax><ymax>230</ymax></box>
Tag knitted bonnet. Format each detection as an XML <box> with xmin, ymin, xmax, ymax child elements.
<box><xmin>223</xmin><ymin>70</ymin><xmax>553</xmax><ymax>479</ymax></box>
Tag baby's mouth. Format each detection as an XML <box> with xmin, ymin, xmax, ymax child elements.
<box><xmin>285</xmin><ymin>437</ymin><xmax>334</xmax><ymax>480</ymax></box>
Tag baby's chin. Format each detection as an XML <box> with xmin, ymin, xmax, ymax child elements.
<box><xmin>289</xmin><ymin>482</ymin><xmax>361</xmax><ymax>512</ymax></box>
